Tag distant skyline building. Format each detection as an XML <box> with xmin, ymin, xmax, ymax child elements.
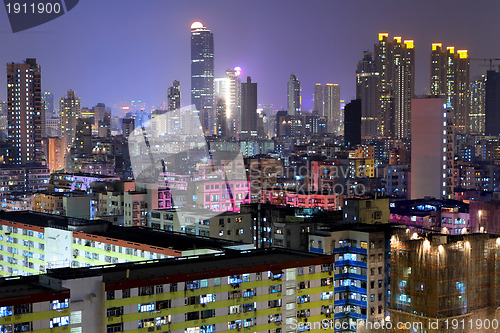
<box><xmin>190</xmin><ymin>21</ymin><xmax>214</xmax><ymax>135</ymax></box>
<box><xmin>469</xmin><ymin>75</ymin><xmax>486</xmax><ymax>134</ymax></box>
<box><xmin>485</xmin><ymin>69</ymin><xmax>500</xmax><ymax>136</ymax></box>
<box><xmin>240</xmin><ymin>76</ymin><xmax>258</xmax><ymax>139</ymax></box>
<box><xmin>287</xmin><ymin>74</ymin><xmax>300</xmax><ymax>115</ymax></box>
<box><xmin>313</xmin><ymin>83</ymin><xmax>323</xmax><ymax>115</ymax></box>
<box><xmin>429</xmin><ymin>43</ymin><xmax>470</xmax><ymax>134</ymax></box>
<box><xmin>59</xmin><ymin>89</ymin><xmax>81</xmax><ymax>149</ymax></box>
<box><xmin>167</xmin><ymin>79</ymin><xmax>181</xmax><ymax>111</ymax></box>
<box><xmin>92</xmin><ymin>102</ymin><xmax>111</xmax><ymax>137</ymax></box>
<box><xmin>324</xmin><ymin>83</ymin><xmax>340</xmax><ymax>134</ymax></box>
<box><xmin>356</xmin><ymin>51</ymin><xmax>380</xmax><ymax>137</ymax></box>
<box><xmin>374</xmin><ymin>33</ymin><xmax>415</xmax><ymax>139</ymax></box>
<box><xmin>7</xmin><ymin>58</ymin><xmax>44</xmax><ymax>165</ymax></box>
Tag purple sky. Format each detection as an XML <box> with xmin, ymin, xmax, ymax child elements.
<box><xmin>1</xmin><ymin>0</ymin><xmax>499</xmax><ymax>114</ymax></box>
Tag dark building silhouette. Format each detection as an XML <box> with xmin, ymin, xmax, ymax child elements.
<box><xmin>344</xmin><ymin>99</ymin><xmax>362</xmax><ymax>147</ymax></box>
<box><xmin>190</xmin><ymin>22</ymin><xmax>214</xmax><ymax>135</ymax></box>
<box><xmin>240</xmin><ymin>76</ymin><xmax>257</xmax><ymax>139</ymax></box>
<box><xmin>485</xmin><ymin>70</ymin><xmax>500</xmax><ymax>136</ymax></box>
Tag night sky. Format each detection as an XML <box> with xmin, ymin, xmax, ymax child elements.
<box><xmin>1</xmin><ymin>0</ymin><xmax>499</xmax><ymax>114</ymax></box>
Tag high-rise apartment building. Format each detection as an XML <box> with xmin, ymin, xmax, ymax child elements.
<box><xmin>287</xmin><ymin>74</ymin><xmax>300</xmax><ymax>115</ymax></box>
<box><xmin>191</xmin><ymin>21</ymin><xmax>214</xmax><ymax>135</ymax></box>
<box><xmin>429</xmin><ymin>44</ymin><xmax>470</xmax><ymax>134</ymax></box>
<box><xmin>240</xmin><ymin>76</ymin><xmax>257</xmax><ymax>139</ymax></box>
<box><xmin>411</xmin><ymin>97</ymin><xmax>454</xmax><ymax>199</ymax></box>
<box><xmin>313</xmin><ymin>83</ymin><xmax>323</xmax><ymax>115</ymax></box>
<box><xmin>374</xmin><ymin>34</ymin><xmax>415</xmax><ymax>139</ymax></box>
<box><xmin>356</xmin><ymin>52</ymin><xmax>380</xmax><ymax>137</ymax></box>
<box><xmin>6</xmin><ymin>58</ymin><xmax>44</xmax><ymax>165</ymax></box>
<box><xmin>485</xmin><ymin>69</ymin><xmax>500</xmax><ymax>136</ymax></box>
<box><xmin>59</xmin><ymin>90</ymin><xmax>81</xmax><ymax>149</ymax></box>
<box><xmin>167</xmin><ymin>79</ymin><xmax>181</xmax><ymax>111</ymax></box>
<box><xmin>469</xmin><ymin>75</ymin><xmax>486</xmax><ymax>134</ymax></box>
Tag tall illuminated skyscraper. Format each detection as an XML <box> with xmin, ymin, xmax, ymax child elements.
<box><xmin>59</xmin><ymin>90</ymin><xmax>81</xmax><ymax>149</ymax></box>
<box><xmin>226</xmin><ymin>68</ymin><xmax>241</xmax><ymax>138</ymax></box>
<box><xmin>7</xmin><ymin>58</ymin><xmax>44</xmax><ymax>165</ymax></box>
<box><xmin>190</xmin><ymin>21</ymin><xmax>214</xmax><ymax>135</ymax></box>
<box><xmin>429</xmin><ymin>44</ymin><xmax>470</xmax><ymax>134</ymax></box>
<box><xmin>287</xmin><ymin>74</ymin><xmax>300</xmax><ymax>115</ymax></box>
<box><xmin>241</xmin><ymin>76</ymin><xmax>257</xmax><ymax>139</ymax></box>
<box><xmin>167</xmin><ymin>80</ymin><xmax>181</xmax><ymax>111</ymax></box>
<box><xmin>356</xmin><ymin>51</ymin><xmax>379</xmax><ymax>137</ymax></box>
<box><xmin>374</xmin><ymin>33</ymin><xmax>415</xmax><ymax>139</ymax></box>
<box><xmin>324</xmin><ymin>83</ymin><xmax>340</xmax><ymax>134</ymax></box>
<box><xmin>313</xmin><ymin>83</ymin><xmax>323</xmax><ymax>115</ymax></box>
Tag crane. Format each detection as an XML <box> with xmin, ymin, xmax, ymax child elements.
<box><xmin>470</xmin><ymin>58</ymin><xmax>500</xmax><ymax>71</ymax></box>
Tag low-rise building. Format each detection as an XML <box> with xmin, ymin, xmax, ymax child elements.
<box><xmin>0</xmin><ymin>249</ymin><xmax>336</xmax><ymax>333</ymax></box>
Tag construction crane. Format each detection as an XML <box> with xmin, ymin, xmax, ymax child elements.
<box><xmin>470</xmin><ymin>58</ymin><xmax>500</xmax><ymax>71</ymax></box>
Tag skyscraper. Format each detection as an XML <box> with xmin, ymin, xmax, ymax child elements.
<box><xmin>429</xmin><ymin>44</ymin><xmax>470</xmax><ymax>134</ymax></box>
<box><xmin>374</xmin><ymin>34</ymin><xmax>415</xmax><ymax>139</ymax></box>
<box><xmin>356</xmin><ymin>52</ymin><xmax>380</xmax><ymax>137</ymax></box>
<box><xmin>167</xmin><ymin>80</ymin><xmax>181</xmax><ymax>111</ymax></box>
<box><xmin>485</xmin><ymin>69</ymin><xmax>500</xmax><ymax>136</ymax></box>
<box><xmin>7</xmin><ymin>58</ymin><xmax>44</xmax><ymax>165</ymax></box>
<box><xmin>313</xmin><ymin>83</ymin><xmax>323</xmax><ymax>115</ymax></box>
<box><xmin>226</xmin><ymin>68</ymin><xmax>241</xmax><ymax>138</ymax></box>
<box><xmin>469</xmin><ymin>75</ymin><xmax>486</xmax><ymax>134</ymax></box>
<box><xmin>241</xmin><ymin>76</ymin><xmax>258</xmax><ymax>139</ymax></box>
<box><xmin>324</xmin><ymin>83</ymin><xmax>340</xmax><ymax>134</ymax></box>
<box><xmin>287</xmin><ymin>74</ymin><xmax>300</xmax><ymax>115</ymax></box>
<box><xmin>190</xmin><ymin>21</ymin><xmax>214</xmax><ymax>135</ymax></box>
<box><xmin>59</xmin><ymin>90</ymin><xmax>81</xmax><ymax>149</ymax></box>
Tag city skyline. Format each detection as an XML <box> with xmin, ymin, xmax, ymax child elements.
<box><xmin>1</xmin><ymin>0</ymin><xmax>499</xmax><ymax>113</ymax></box>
